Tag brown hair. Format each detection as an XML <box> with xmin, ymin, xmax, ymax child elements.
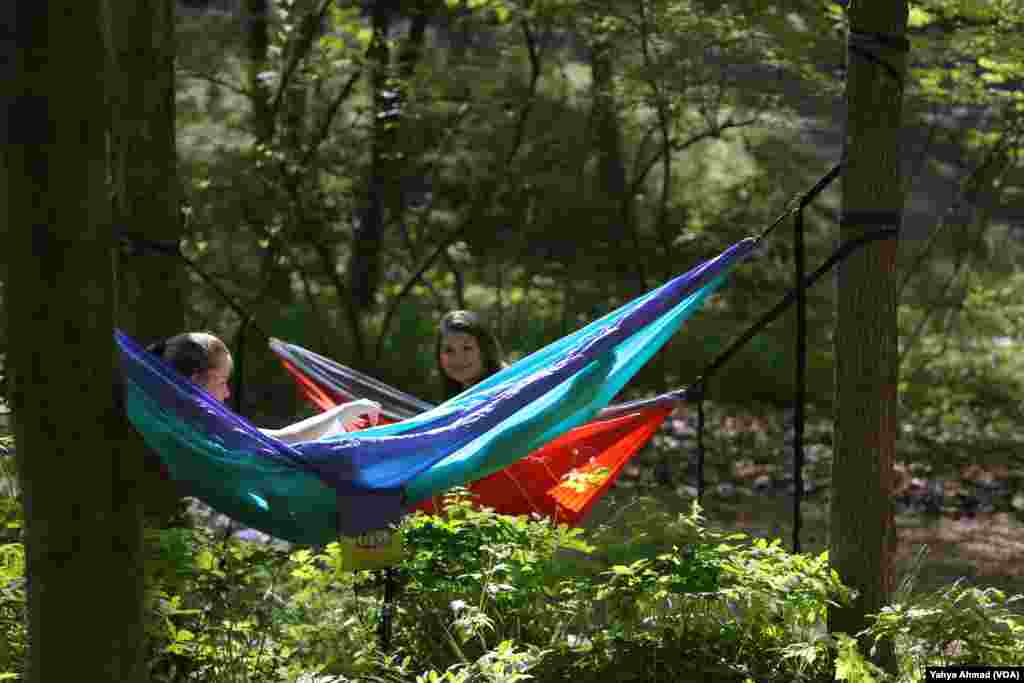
<box><xmin>146</xmin><ymin>332</ymin><xmax>232</xmax><ymax>380</ymax></box>
<box><xmin>436</xmin><ymin>310</ymin><xmax>505</xmax><ymax>401</ymax></box>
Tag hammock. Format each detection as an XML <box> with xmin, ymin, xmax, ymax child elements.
<box><xmin>272</xmin><ymin>341</ymin><xmax>690</xmax><ymax>525</ymax></box>
<box><xmin>120</xmin><ymin>239</ymin><xmax>757</xmax><ymax>545</ymax></box>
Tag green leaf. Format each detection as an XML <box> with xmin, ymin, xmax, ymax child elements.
<box><xmin>355</xmin><ymin>27</ymin><xmax>373</xmax><ymax>49</ymax></box>
<box><xmin>908</xmin><ymin>7</ymin><xmax>936</xmax><ymax>28</ymax></box>
<box><xmin>195</xmin><ymin>548</ymin><xmax>216</xmax><ymax>572</ymax></box>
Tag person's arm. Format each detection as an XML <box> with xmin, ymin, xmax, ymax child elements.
<box><xmin>259</xmin><ymin>399</ymin><xmax>381</xmax><ymax>445</ymax></box>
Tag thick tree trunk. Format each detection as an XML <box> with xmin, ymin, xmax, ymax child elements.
<box><xmin>829</xmin><ymin>1</ymin><xmax>908</xmax><ymax>671</ymax></box>
<box><xmin>6</xmin><ymin>1</ymin><xmax>147</xmax><ymax>680</ymax></box>
<box><xmin>111</xmin><ymin>0</ymin><xmax>188</xmax><ymax>526</ymax></box>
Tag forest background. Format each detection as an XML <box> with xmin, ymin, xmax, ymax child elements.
<box><xmin>4</xmin><ymin>0</ymin><xmax>1024</xmax><ymax>597</ymax></box>
<box><xmin>2</xmin><ymin>0</ymin><xmax>1024</xmax><ymax>680</ymax></box>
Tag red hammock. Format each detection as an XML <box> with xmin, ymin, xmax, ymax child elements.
<box><xmin>276</xmin><ymin>353</ymin><xmax>675</xmax><ymax>526</ymax></box>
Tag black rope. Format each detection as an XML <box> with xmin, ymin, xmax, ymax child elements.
<box><xmin>697</xmin><ymin>225</ymin><xmax>900</xmax><ymax>386</ymax></box>
<box><xmin>696</xmin><ymin>394</ymin><xmax>705</xmax><ymax>503</ymax></box>
<box><xmin>691</xmin><ymin>162</ymin><xmax>844</xmax><ymax>511</ymax></box>
<box><xmin>692</xmin><ymin>225</ymin><xmax>900</xmax><ymax>514</ymax></box>
<box><xmin>754</xmin><ymin>163</ymin><xmax>843</xmax><ymax>245</ymax></box>
<box><xmin>793</xmin><ymin>207</ymin><xmax>806</xmax><ymax>554</ymax></box>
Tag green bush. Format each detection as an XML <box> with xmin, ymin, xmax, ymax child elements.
<box><xmin>2</xmin><ymin>471</ymin><xmax>1021</xmax><ymax>683</ymax></box>
<box><xmin>0</xmin><ymin>541</ymin><xmax>26</xmax><ymax>681</ymax></box>
<box><xmin>865</xmin><ymin>580</ymin><xmax>1024</xmax><ymax>680</ymax></box>
<box><xmin>145</xmin><ymin>525</ymin><xmax>302</xmax><ymax>683</ymax></box>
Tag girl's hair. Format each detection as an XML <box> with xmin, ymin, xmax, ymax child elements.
<box><xmin>146</xmin><ymin>332</ymin><xmax>232</xmax><ymax>379</ymax></box>
<box><xmin>436</xmin><ymin>310</ymin><xmax>505</xmax><ymax>400</ymax></box>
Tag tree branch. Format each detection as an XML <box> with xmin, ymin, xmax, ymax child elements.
<box><xmin>898</xmin><ymin>133</ymin><xmax>1013</xmax><ymax>302</ymax></box>
<box><xmin>176</xmin><ymin>68</ymin><xmax>252</xmax><ymax>97</ymax></box>
<box><xmin>628</xmin><ymin>117</ymin><xmax>760</xmax><ymax>197</ymax></box>
<box><xmin>265</xmin><ymin>0</ymin><xmax>335</xmax><ymax>143</ymax></box>
<box><xmin>300</xmin><ymin>68</ymin><xmax>362</xmax><ymax>169</ymax></box>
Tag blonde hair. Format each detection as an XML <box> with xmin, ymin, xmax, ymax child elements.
<box><xmin>147</xmin><ymin>332</ymin><xmax>232</xmax><ymax>378</ymax></box>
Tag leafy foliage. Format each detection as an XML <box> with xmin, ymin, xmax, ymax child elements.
<box><xmin>899</xmin><ymin>272</ymin><xmax>1024</xmax><ymax>471</ymax></box>
<box><xmin>5</xmin><ymin>0</ymin><xmax>1024</xmax><ymax>679</ymax></box>
<box><xmin>0</xmin><ymin>541</ymin><xmax>25</xmax><ymax>681</ymax></box>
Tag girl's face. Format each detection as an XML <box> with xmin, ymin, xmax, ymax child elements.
<box><xmin>193</xmin><ymin>356</ymin><xmax>233</xmax><ymax>403</ymax></box>
<box><xmin>439</xmin><ymin>332</ymin><xmax>485</xmax><ymax>388</ymax></box>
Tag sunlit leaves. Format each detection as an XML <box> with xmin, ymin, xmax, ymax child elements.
<box><xmin>908</xmin><ymin>6</ymin><xmax>937</xmax><ymax>28</ymax></box>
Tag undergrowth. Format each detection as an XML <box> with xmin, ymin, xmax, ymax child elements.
<box><xmin>0</xmin><ymin>481</ymin><xmax>1022</xmax><ymax>682</ymax></box>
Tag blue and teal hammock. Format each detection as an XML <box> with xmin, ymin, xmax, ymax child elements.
<box><xmin>118</xmin><ymin>239</ymin><xmax>758</xmax><ymax>545</ymax></box>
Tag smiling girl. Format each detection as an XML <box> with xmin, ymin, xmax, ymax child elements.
<box><xmin>435</xmin><ymin>310</ymin><xmax>507</xmax><ymax>401</ymax></box>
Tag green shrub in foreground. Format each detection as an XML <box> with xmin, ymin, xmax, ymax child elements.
<box><xmin>3</xmin><ymin>485</ymin><xmax>1023</xmax><ymax>682</ymax></box>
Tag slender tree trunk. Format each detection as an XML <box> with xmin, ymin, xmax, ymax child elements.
<box><xmin>829</xmin><ymin>1</ymin><xmax>908</xmax><ymax>672</ymax></box>
<box><xmin>5</xmin><ymin>1</ymin><xmax>147</xmax><ymax>680</ymax></box>
<box><xmin>350</xmin><ymin>1</ymin><xmax>432</xmax><ymax>322</ymax></box>
<box><xmin>590</xmin><ymin>43</ymin><xmax>646</xmax><ymax>294</ymax></box>
<box><xmin>350</xmin><ymin>0</ymin><xmax>403</xmax><ymax>314</ymax></box>
<box><xmin>245</xmin><ymin>0</ymin><xmax>273</xmax><ymax>141</ymax></box>
<box><xmin>110</xmin><ymin>0</ymin><xmax>187</xmax><ymax>526</ymax></box>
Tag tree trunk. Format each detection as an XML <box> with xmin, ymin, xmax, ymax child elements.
<box><xmin>245</xmin><ymin>0</ymin><xmax>273</xmax><ymax>141</ymax></box>
<box><xmin>350</xmin><ymin>1</ymin><xmax>431</xmax><ymax>320</ymax></box>
<box><xmin>6</xmin><ymin>1</ymin><xmax>147</xmax><ymax>680</ymax></box>
<box><xmin>112</xmin><ymin>0</ymin><xmax>184</xmax><ymax>340</ymax></box>
<box><xmin>349</xmin><ymin>0</ymin><xmax>396</xmax><ymax>313</ymax></box>
<box><xmin>590</xmin><ymin>43</ymin><xmax>646</xmax><ymax>294</ymax></box>
<box><xmin>110</xmin><ymin>0</ymin><xmax>188</xmax><ymax>526</ymax></box>
<box><xmin>829</xmin><ymin>1</ymin><xmax>908</xmax><ymax>672</ymax></box>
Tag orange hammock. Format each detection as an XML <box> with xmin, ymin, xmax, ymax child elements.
<box><xmin>275</xmin><ymin>347</ymin><xmax>681</xmax><ymax>526</ymax></box>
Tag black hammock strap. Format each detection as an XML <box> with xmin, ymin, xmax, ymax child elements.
<box><xmin>695</xmin><ymin>225</ymin><xmax>899</xmax><ymax>387</ymax></box>
<box><xmin>691</xmin><ymin>194</ymin><xmax>899</xmax><ymax>552</ymax></box>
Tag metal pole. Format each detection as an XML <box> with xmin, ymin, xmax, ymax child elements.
<box><xmin>378</xmin><ymin>567</ymin><xmax>396</xmax><ymax>652</ymax></box>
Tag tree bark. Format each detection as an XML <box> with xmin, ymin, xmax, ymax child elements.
<box><xmin>5</xmin><ymin>1</ymin><xmax>147</xmax><ymax>680</ymax></box>
<box><xmin>829</xmin><ymin>1</ymin><xmax>908</xmax><ymax>672</ymax></box>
